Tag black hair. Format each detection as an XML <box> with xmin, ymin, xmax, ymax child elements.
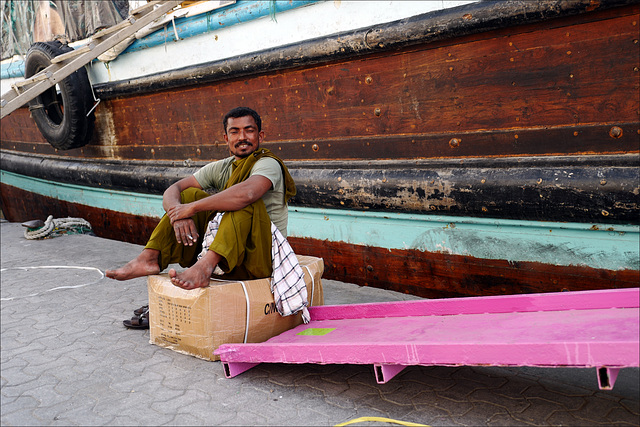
<box><xmin>223</xmin><ymin>107</ymin><xmax>262</xmax><ymax>133</ymax></box>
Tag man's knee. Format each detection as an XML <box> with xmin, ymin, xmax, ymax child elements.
<box><xmin>180</xmin><ymin>187</ymin><xmax>209</xmax><ymax>204</ymax></box>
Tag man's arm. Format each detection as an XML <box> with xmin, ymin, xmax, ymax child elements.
<box><xmin>166</xmin><ymin>174</ymin><xmax>272</xmax><ymax>225</ymax></box>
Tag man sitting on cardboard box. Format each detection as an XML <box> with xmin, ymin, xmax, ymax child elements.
<box><xmin>106</xmin><ymin>107</ymin><xmax>297</xmax><ymax>327</ymax></box>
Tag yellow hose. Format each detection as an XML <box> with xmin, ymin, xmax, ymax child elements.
<box><xmin>334</xmin><ymin>416</ymin><xmax>430</xmax><ymax>427</ymax></box>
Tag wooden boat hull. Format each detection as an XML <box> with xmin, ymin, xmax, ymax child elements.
<box><xmin>1</xmin><ymin>0</ymin><xmax>638</xmax><ymax>297</ymax></box>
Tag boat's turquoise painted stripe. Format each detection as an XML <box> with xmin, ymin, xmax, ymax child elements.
<box><xmin>288</xmin><ymin>207</ymin><xmax>640</xmax><ymax>271</ymax></box>
<box><xmin>2</xmin><ymin>170</ymin><xmax>638</xmax><ymax>270</ymax></box>
<box><xmin>1</xmin><ymin>170</ymin><xmax>164</xmax><ymax>218</ymax></box>
<box><xmin>0</xmin><ymin>0</ymin><xmax>318</xmax><ymax>79</ymax></box>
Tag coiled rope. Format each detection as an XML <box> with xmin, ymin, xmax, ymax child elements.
<box><xmin>24</xmin><ymin>215</ymin><xmax>93</xmax><ymax>240</ymax></box>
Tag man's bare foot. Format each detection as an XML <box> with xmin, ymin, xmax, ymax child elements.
<box><xmin>106</xmin><ymin>249</ymin><xmax>161</xmax><ymax>280</ymax></box>
<box><xmin>169</xmin><ymin>251</ymin><xmax>220</xmax><ymax>290</ymax></box>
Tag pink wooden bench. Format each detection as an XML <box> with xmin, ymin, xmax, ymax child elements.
<box><xmin>215</xmin><ymin>287</ymin><xmax>639</xmax><ymax>389</ymax></box>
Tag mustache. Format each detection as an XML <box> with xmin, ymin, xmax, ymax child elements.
<box><xmin>234</xmin><ymin>140</ymin><xmax>253</xmax><ymax>148</ymax></box>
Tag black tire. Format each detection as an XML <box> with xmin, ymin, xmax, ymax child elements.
<box><xmin>25</xmin><ymin>41</ymin><xmax>95</xmax><ymax>150</ymax></box>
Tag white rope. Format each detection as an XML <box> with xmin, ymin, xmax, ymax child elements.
<box><xmin>24</xmin><ymin>215</ymin><xmax>93</xmax><ymax>240</ymax></box>
<box><xmin>239</xmin><ymin>281</ymin><xmax>250</xmax><ymax>344</ymax></box>
<box><xmin>303</xmin><ymin>265</ymin><xmax>315</xmax><ymax>306</ymax></box>
<box><xmin>0</xmin><ymin>265</ymin><xmax>105</xmax><ymax>301</ymax></box>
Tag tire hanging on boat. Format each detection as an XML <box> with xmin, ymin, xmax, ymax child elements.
<box><xmin>25</xmin><ymin>41</ymin><xmax>95</xmax><ymax>150</ymax></box>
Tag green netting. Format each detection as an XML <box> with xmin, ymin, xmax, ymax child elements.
<box><xmin>1</xmin><ymin>0</ymin><xmax>37</xmax><ymax>59</ymax></box>
<box><xmin>1</xmin><ymin>0</ymin><xmax>129</xmax><ymax>60</ymax></box>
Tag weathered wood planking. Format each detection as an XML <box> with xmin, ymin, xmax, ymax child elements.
<box><xmin>1</xmin><ymin>5</ymin><xmax>638</xmax><ymax>161</ymax></box>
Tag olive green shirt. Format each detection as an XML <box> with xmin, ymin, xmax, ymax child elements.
<box><xmin>193</xmin><ymin>156</ymin><xmax>288</xmax><ymax>237</ymax></box>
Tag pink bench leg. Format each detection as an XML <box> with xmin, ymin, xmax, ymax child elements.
<box><xmin>374</xmin><ymin>364</ymin><xmax>407</xmax><ymax>384</ymax></box>
<box><xmin>223</xmin><ymin>362</ymin><xmax>259</xmax><ymax>378</ymax></box>
<box><xmin>597</xmin><ymin>367</ymin><xmax>621</xmax><ymax>390</ymax></box>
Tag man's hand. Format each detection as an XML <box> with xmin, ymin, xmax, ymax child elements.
<box><xmin>162</xmin><ymin>175</ymin><xmax>202</xmax><ymax>246</ymax></box>
<box><xmin>167</xmin><ymin>203</ymin><xmax>194</xmax><ymax>224</ymax></box>
<box><xmin>172</xmin><ymin>218</ymin><xmax>199</xmax><ymax>246</ymax></box>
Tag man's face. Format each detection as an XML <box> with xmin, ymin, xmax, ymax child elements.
<box><xmin>224</xmin><ymin>115</ymin><xmax>264</xmax><ymax>159</ymax></box>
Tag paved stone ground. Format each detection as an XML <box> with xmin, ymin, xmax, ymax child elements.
<box><xmin>1</xmin><ymin>220</ymin><xmax>638</xmax><ymax>426</ymax></box>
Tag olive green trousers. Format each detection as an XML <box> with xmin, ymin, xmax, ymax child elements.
<box><xmin>145</xmin><ymin>187</ymin><xmax>272</xmax><ymax>280</ymax></box>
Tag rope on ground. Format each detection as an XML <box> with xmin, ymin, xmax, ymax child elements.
<box><xmin>334</xmin><ymin>417</ymin><xmax>430</xmax><ymax>427</ymax></box>
<box><xmin>0</xmin><ymin>265</ymin><xmax>105</xmax><ymax>301</ymax></box>
<box><xmin>24</xmin><ymin>215</ymin><xmax>93</xmax><ymax>240</ymax></box>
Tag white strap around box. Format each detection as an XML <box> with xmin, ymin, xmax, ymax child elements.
<box><xmin>212</xmin><ymin>270</ymin><xmax>315</xmax><ymax>344</ymax></box>
<box><xmin>238</xmin><ymin>281</ymin><xmax>250</xmax><ymax>344</ymax></box>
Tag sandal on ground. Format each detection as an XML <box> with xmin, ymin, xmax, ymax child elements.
<box><xmin>123</xmin><ymin>308</ymin><xmax>149</xmax><ymax>329</ymax></box>
<box><xmin>133</xmin><ymin>305</ymin><xmax>149</xmax><ymax>316</ymax></box>
<box><xmin>123</xmin><ymin>315</ymin><xmax>149</xmax><ymax>329</ymax></box>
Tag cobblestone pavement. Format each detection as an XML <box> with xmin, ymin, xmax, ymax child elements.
<box><xmin>1</xmin><ymin>220</ymin><xmax>638</xmax><ymax>426</ymax></box>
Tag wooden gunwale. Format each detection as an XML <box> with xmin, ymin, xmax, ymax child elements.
<box><xmin>92</xmin><ymin>0</ymin><xmax>639</xmax><ymax>99</ymax></box>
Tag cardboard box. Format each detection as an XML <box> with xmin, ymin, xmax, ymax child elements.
<box><xmin>148</xmin><ymin>255</ymin><xmax>324</xmax><ymax>361</ymax></box>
